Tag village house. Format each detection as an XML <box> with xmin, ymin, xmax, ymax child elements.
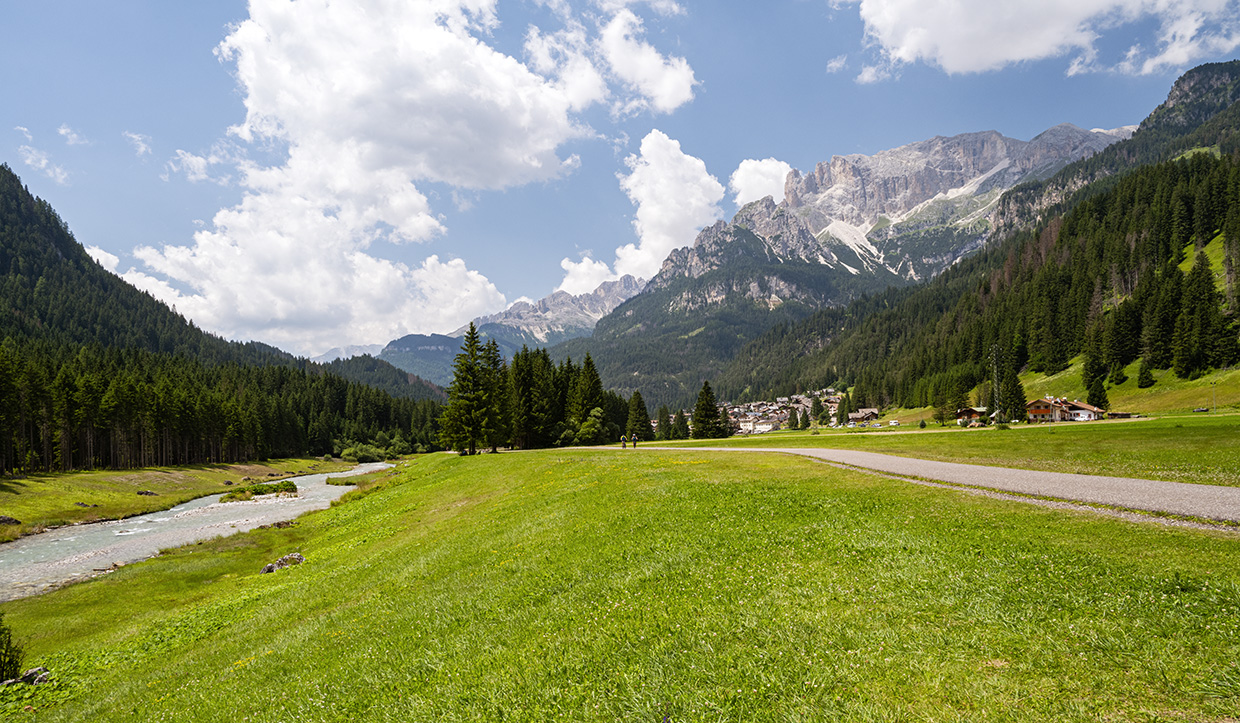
<box><xmin>956</xmin><ymin>406</ymin><xmax>988</xmax><ymax>425</ymax></box>
<box><xmin>848</xmin><ymin>408</ymin><xmax>880</xmax><ymax>424</ymax></box>
<box><xmin>1025</xmin><ymin>397</ymin><xmax>1107</xmax><ymax>422</ymax></box>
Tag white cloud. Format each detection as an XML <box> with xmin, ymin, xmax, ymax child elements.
<box><xmin>600</xmin><ymin>9</ymin><xmax>697</xmax><ymax>114</ymax></box>
<box><xmin>614</xmin><ymin>130</ymin><xmax>722</xmax><ymax>278</ymax></box>
<box><xmin>524</xmin><ymin>22</ymin><xmax>610</xmax><ymax>111</ymax></box>
<box><xmin>162</xmin><ymin>145</ymin><xmax>239</xmax><ymax>185</ymax></box>
<box><xmin>556</xmin><ymin>129</ymin><xmax>721</xmax><ymax>289</ymax></box>
<box><xmin>729</xmin><ymin>158</ymin><xmax>793</xmax><ymax>207</ymax></box>
<box><xmin>558</xmin><ymin>255</ymin><xmax>618</xmax><ymax>294</ymax></box>
<box><xmin>134</xmin><ymin>0</ymin><xmax>626</xmax><ymax>353</ymax></box>
<box><xmin>826</xmin><ymin>54</ymin><xmax>848</xmax><ymax>73</ymax></box>
<box><xmin>856</xmin><ymin>63</ymin><xmax>893</xmax><ymax>84</ymax></box>
<box><xmin>128</xmin><ymin>0</ymin><xmax>702</xmax><ymax>353</ymax></box>
<box><xmin>123</xmin><ymin>131</ymin><xmax>152</xmax><ymax>157</ymax></box>
<box><xmin>17</xmin><ymin>145</ymin><xmax>69</xmax><ymax>185</ymax></box>
<box><xmin>597</xmin><ymin>0</ymin><xmax>685</xmax><ymax>15</ymax></box>
<box><xmin>847</xmin><ymin>0</ymin><xmax>1240</xmax><ymax>76</ymax></box>
<box><xmin>85</xmin><ymin>245</ymin><xmax>120</xmax><ymax>273</ymax></box>
<box><xmin>58</xmin><ymin>124</ymin><xmax>88</xmax><ymax>145</ymax></box>
<box><xmin>14</xmin><ymin>126</ymin><xmax>32</xmax><ymax>142</ymax></box>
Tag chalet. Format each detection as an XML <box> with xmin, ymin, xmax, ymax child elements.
<box><xmin>956</xmin><ymin>406</ymin><xmax>987</xmax><ymax>425</ymax></box>
<box><xmin>1026</xmin><ymin>397</ymin><xmax>1107</xmax><ymax>422</ymax></box>
<box><xmin>848</xmin><ymin>408</ymin><xmax>880</xmax><ymax>423</ymax></box>
<box><xmin>1064</xmin><ymin>399</ymin><xmax>1106</xmax><ymax>421</ymax></box>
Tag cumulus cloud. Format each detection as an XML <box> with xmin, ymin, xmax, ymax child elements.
<box><xmin>847</xmin><ymin>0</ymin><xmax>1240</xmax><ymax>76</ymax></box>
<box><xmin>130</xmin><ymin>0</ymin><xmax>624</xmax><ymax>353</ymax></box>
<box><xmin>123</xmin><ymin>131</ymin><xmax>152</xmax><ymax>157</ymax></box>
<box><xmin>556</xmin><ymin>129</ymin><xmax>721</xmax><ymax>290</ymax></box>
<box><xmin>600</xmin><ymin>9</ymin><xmax>697</xmax><ymax>114</ymax></box>
<box><xmin>558</xmin><ymin>255</ymin><xmax>618</xmax><ymax>294</ymax></box>
<box><xmin>14</xmin><ymin>126</ymin><xmax>32</xmax><ymax>142</ymax></box>
<box><xmin>825</xmin><ymin>54</ymin><xmax>848</xmax><ymax>73</ymax></box>
<box><xmin>58</xmin><ymin>124</ymin><xmax>88</xmax><ymax>145</ymax></box>
<box><xmin>85</xmin><ymin>245</ymin><xmax>120</xmax><ymax>273</ymax></box>
<box><xmin>597</xmin><ymin>0</ymin><xmax>684</xmax><ymax>15</ymax></box>
<box><xmin>125</xmin><ymin>0</ymin><xmax>701</xmax><ymax>353</ymax></box>
<box><xmin>729</xmin><ymin>157</ymin><xmax>793</xmax><ymax>207</ymax></box>
<box><xmin>17</xmin><ymin>145</ymin><xmax>69</xmax><ymax>185</ymax></box>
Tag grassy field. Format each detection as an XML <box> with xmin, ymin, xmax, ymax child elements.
<box><xmin>670</xmin><ymin>414</ymin><xmax>1240</xmax><ymax>487</ymax></box>
<box><xmin>2</xmin><ymin>449</ymin><xmax>1239</xmax><ymax>720</ymax></box>
<box><xmin>0</xmin><ymin>458</ymin><xmax>351</xmax><ymax>542</ymax></box>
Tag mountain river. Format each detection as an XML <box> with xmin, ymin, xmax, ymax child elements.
<box><xmin>0</xmin><ymin>462</ymin><xmax>391</xmax><ymax>602</ymax></box>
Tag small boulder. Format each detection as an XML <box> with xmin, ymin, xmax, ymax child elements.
<box><xmin>1</xmin><ymin>667</ymin><xmax>50</xmax><ymax>686</ymax></box>
<box><xmin>137</xmin><ymin>490</ymin><xmax>157</xmax><ymax>496</ymax></box>
<box><xmin>0</xmin><ymin>515</ymin><xmax>21</xmax><ymax>526</ymax></box>
<box><xmin>260</xmin><ymin>552</ymin><xmax>305</xmax><ymax>574</ymax></box>
<box><xmin>223</xmin><ymin>480</ymin><xmax>234</xmax><ymax>486</ymax></box>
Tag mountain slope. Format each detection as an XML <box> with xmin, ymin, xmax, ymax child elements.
<box><xmin>378</xmin><ymin>276</ymin><xmax>646</xmax><ymax>386</ymax></box>
<box><xmin>556</xmin><ymin>122</ymin><xmax>1131</xmax><ymax>409</ymax></box>
<box><xmin>0</xmin><ymin>163</ymin><xmax>440</xmax><ymax>401</ymax></box>
<box><xmin>716</xmin><ymin>64</ymin><xmax>1240</xmax><ymax>408</ymax></box>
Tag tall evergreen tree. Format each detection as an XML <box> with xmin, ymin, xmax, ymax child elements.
<box><xmin>671</xmin><ymin>409</ymin><xmax>690</xmax><ymax>440</ymax></box>
<box><xmin>439</xmin><ymin>324</ymin><xmax>489</xmax><ymax>455</ymax></box>
<box><xmin>654</xmin><ymin>404</ymin><xmax>671</xmax><ymax>441</ymax></box>
<box><xmin>691</xmin><ymin>381</ymin><xmax>725</xmax><ymax>439</ymax></box>
<box><xmin>567</xmin><ymin>354</ymin><xmax>604</xmax><ymax>423</ymax></box>
<box><xmin>1087</xmin><ymin>375</ymin><xmax>1110</xmax><ymax>410</ymax></box>
<box><xmin>810</xmin><ymin>396</ymin><xmax>824</xmax><ymax>424</ymax></box>
<box><xmin>481</xmin><ymin>339</ymin><xmax>510</xmax><ymax>453</ymax></box>
<box><xmin>626</xmin><ymin>391</ymin><xmax>653</xmax><ymax>442</ymax></box>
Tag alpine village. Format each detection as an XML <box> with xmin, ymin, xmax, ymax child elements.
<box><xmin>1</xmin><ymin>16</ymin><xmax>1240</xmax><ymax>721</ymax></box>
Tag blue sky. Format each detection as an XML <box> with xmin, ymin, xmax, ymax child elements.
<box><xmin>5</xmin><ymin>0</ymin><xmax>1239</xmax><ymax>356</ymax></box>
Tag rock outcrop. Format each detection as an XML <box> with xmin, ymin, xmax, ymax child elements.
<box><xmin>260</xmin><ymin>552</ymin><xmax>305</xmax><ymax>574</ymax></box>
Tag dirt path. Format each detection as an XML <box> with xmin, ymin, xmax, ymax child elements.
<box><xmin>665</xmin><ymin>446</ymin><xmax>1240</xmax><ymax>524</ymax></box>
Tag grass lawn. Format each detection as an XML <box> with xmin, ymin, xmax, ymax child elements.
<box><xmin>2</xmin><ymin>450</ymin><xmax>1239</xmax><ymax>720</ymax></box>
<box><xmin>674</xmin><ymin>414</ymin><xmax>1240</xmax><ymax>487</ymax></box>
<box><xmin>0</xmin><ymin>457</ymin><xmax>352</xmax><ymax>542</ymax></box>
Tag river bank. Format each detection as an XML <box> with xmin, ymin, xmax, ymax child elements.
<box><xmin>0</xmin><ymin>457</ymin><xmax>354</xmax><ymax>543</ymax></box>
<box><xmin>0</xmin><ymin>462</ymin><xmax>389</xmax><ymax>602</ymax></box>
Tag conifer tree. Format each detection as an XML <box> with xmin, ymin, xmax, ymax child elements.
<box><xmin>671</xmin><ymin>409</ymin><xmax>690</xmax><ymax>440</ymax></box>
<box><xmin>626</xmin><ymin>390</ymin><xmax>653</xmax><ymax>442</ymax></box>
<box><xmin>1137</xmin><ymin>356</ymin><xmax>1156</xmax><ymax>388</ymax></box>
<box><xmin>691</xmin><ymin>381</ymin><xmax>723</xmax><ymax>439</ymax></box>
<box><xmin>439</xmin><ymin>324</ymin><xmax>489</xmax><ymax>455</ymax></box>
<box><xmin>1087</xmin><ymin>375</ymin><xmax>1110</xmax><ymax>410</ymax></box>
<box><xmin>567</xmin><ymin>354</ymin><xmax>604</xmax><ymax>423</ymax></box>
<box><xmin>654</xmin><ymin>404</ymin><xmax>671</xmax><ymax>441</ymax></box>
<box><xmin>481</xmin><ymin>339</ymin><xmax>509</xmax><ymax>453</ymax></box>
<box><xmin>810</xmin><ymin>396</ymin><xmax>824</xmax><ymax>424</ymax></box>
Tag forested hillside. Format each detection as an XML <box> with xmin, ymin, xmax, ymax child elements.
<box><xmin>0</xmin><ymin>163</ymin><xmax>441</xmax><ymax>402</ymax></box>
<box><xmin>720</xmin><ymin>151</ymin><xmax>1240</xmax><ymax>408</ymax></box>
<box><xmin>0</xmin><ymin>164</ymin><xmax>442</xmax><ymax>473</ymax></box>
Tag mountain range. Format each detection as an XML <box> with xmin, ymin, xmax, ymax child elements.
<box><xmin>373</xmin><ymin>122</ymin><xmax>1137</xmax><ymax>399</ymax></box>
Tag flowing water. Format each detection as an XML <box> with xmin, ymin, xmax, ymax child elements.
<box><xmin>0</xmin><ymin>462</ymin><xmax>391</xmax><ymax>602</ymax></box>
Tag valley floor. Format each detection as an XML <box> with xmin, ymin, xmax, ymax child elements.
<box><xmin>3</xmin><ymin>449</ymin><xmax>1239</xmax><ymax>721</ymax></box>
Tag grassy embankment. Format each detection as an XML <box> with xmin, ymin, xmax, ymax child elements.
<box><xmin>670</xmin><ymin>414</ymin><xmax>1240</xmax><ymax>487</ymax></box>
<box><xmin>3</xmin><ymin>449</ymin><xmax>1240</xmax><ymax>720</ymax></box>
<box><xmin>0</xmin><ymin>458</ymin><xmax>352</xmax><ymax>542</ymax></box>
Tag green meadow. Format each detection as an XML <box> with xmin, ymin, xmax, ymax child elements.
<box><xmin>698</xmin><ymin>415</ymin><xmax>1240</xmax><ymax>487</ymax></box>
<box><xmin>0</xmin><ymin>458</ymin><xmax>351</xmax><ymax>542</ymax></box>
<box><xmin>3</xmin><ymin>449</ymin><xmax>1239</xmax><ymax>721</ymax></box>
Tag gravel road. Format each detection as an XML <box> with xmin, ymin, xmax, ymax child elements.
<box><xmin>682</xmin><ymin>447</ymin><xmax>1240</xmax><ymax>523</ymax></box>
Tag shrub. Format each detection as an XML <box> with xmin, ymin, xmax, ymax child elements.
<box><xmin>0</xmin><ymin>613</ymin><xmax>23</xmax><ymax>680</ymax></box>
<box><xmin>220</xmin><ymin>480</ymin><xmax>298</xmax><ymax>502</ymax></box>
<box><xmin>341</xmin><ymin>443</ymin><xmax>384</xmax><ymax>463</ymax></box>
